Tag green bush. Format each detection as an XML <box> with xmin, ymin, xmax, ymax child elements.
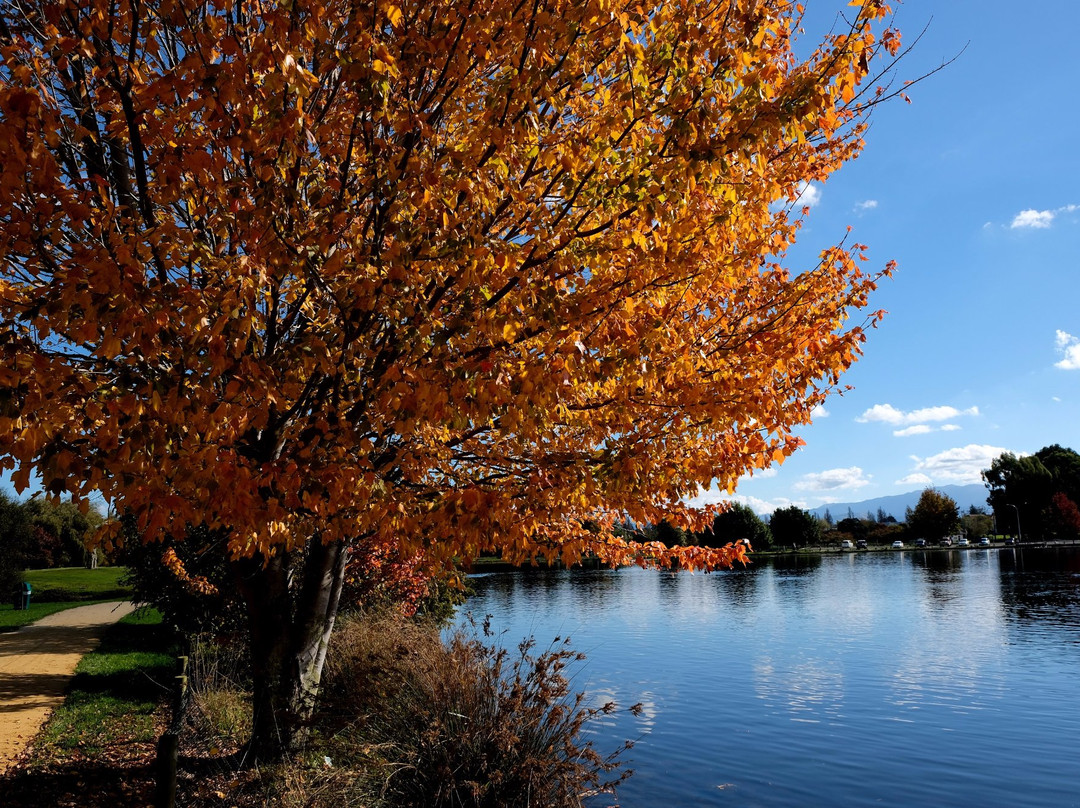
<box><xmin>119</xmin><ymin>519</ymin><xmax>246</xmax><ymax>636</ymax></box>
<box><xmin>0</xmin><ymin>491</ymin><xmax>29</xmax><ymax>596</ymax></box>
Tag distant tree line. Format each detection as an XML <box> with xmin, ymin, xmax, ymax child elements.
<box><xmin>0</xmin><ymin>491</ymin><xmax>104</xmax><ymax>593</ymax></box>
<box><xmin>644</xmin><ymin>503</ymin><xmax>777</xmax><ymax>551</ymax></box>
<box><xmin>640</xmin><ymin>444</ymin><xmax>1080</xmax><ymax>554</ymax></box>
<box><xmin>640</xmin><ymin>490</ymin><xmax>980</xmax><ymax>552</ymax></box>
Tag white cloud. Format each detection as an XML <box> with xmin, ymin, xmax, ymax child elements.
<box><xmin>855</xmin><ymin>199</ymin><xmax>878</xmax><ymax>211</ymax></box>
<box><xmin>909</xmin><ymin>444</ymin><xmax>1015</xmax><ymax>485</ymax></box>
<box><xmin>940</xmin><ymin>424</ymin><xmax>962</xmax><ymax>432</ymax></box>
<box><xmin>896</xmin><ymin>473</ymin><xmax>933</xmax><ymax>487</ymax></box>
<box><xmin>1054</xmin><ymin>330</ymin><xmax>1080</xmax><ymax>370</ymax></box>
<box><xmin>686</xmin><ymin>488</ymin><xmax>804</xmax><ymax>515</ymax></box>
<box><xmin>1011</xmin><ymin>209</ymin><xmax>1055</xmax><ymax>229</ymax></box>
<box><xmin>735</xmin><ymin>494</ymin><xmax>807</xmax><ymax>515</ymax></box>
<box><xmin>1010</xmin><ymin>204</ymin><xmax>1078</xmax><ymax>230</ymax></box>
<box><xmin>794</xmin><ymin>466</ymin><xmax>871</xmax><ymax>492</ymax></box>
<box><xmin>795</xmin><ymin>182</ymin><xmax>821</xmax><ymax>209</ymax></box>
<box><xmin>857</xmin><ymin>403</ymin><xmax>980</xmax><ymax>426</ymax></box>
<box><xmin>1053</xmin><ymin>396</ymin><xmax>1062</xmax><ymax>403</ymax></box>
<box><xmin>893</xmin><ymin>425</ymin><xmax>932</xmax><ymax>437</ymax></box>
<box><xmin>811</xmin><ymin>404</ymin><xmax>830</xmax><ymax>419</ymax></box>
<box><xmin>686</xmin><ymin>485</ymin><xmax>728</xmax><ymax>509</ymax></box>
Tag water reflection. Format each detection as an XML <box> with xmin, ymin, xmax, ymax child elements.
<box><xmin>464</xmin><ymin>549</ymin><xmax>1080</xmax><ymax>807</ymax></box>
<box><xmin>997</xmin><ymin>547</ymin><xmax>1080</xmax><ymax>632</ymax></box>
<box><xmin>708</xmin><ymin>565</ymin><xmax>762</xmax><ymax>613</ymax></box>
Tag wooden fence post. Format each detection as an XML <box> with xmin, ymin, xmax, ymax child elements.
<box><xmin>155</xmin><ymin>655</ymin><xmax>189</xmax><ymax>808</ymax></box>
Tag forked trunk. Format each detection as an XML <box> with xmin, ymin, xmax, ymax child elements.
<box><xmin>233</xmin><ymin>537</ymin><xmax>347</xmax><ymax>762</ymax></box>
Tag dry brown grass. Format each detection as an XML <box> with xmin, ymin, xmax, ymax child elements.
<box><xmin>177</xmin><ymin>611</ymin><xmax>632</xmax><ymax>807</ymax></box>
<box><xmin>312</xmin><ymin>611</ymin><xmax>632</xmax><ymax>808</ymax></box>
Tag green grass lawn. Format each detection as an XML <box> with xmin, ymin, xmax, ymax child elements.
<box><xmin>23</xmin><ymin>567</ymin><xmax>131</xmax><ymax>602</ymax></box>
<box><xmin>32</xmin><ymin>609</ymin><xmax>177</xmax><ymax>757</ymax></box>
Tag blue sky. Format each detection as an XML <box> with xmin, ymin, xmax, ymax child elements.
<box><xmin>694</xmin><ymin>0</ymin><xmax>1080</xmax><ymax>513</ymax></box>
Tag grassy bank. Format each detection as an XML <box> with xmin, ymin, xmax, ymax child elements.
<box><xmin>24</xmin><ymin>567</ymin><xmax>132</xmax><ymax>602</ymax></box>
<box><xmin>0</xmin><ymin>568</ymin><xmax>134</xmax><ymax>632</ymax></box>
<box><xmin>0</xmin><ymin>599</ymin><xmax>121</xmax><ymax>632</ymax></box>
<box><xmin>34</xmin><ymin>609</ymin><xmax>175</xmax><ymax>756</ymax></box>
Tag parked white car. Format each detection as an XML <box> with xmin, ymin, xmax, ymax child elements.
<box><xmin>892</xmin><ymin>540</ymin><xmax>904</xmax><ymax>549</ymax></box>
<box><xmin>978</xmin><ymin>537</ymin><xmax>991</xmax><ymax>547</ymax></box>
<box><xmin>957</xmin><ymin>538</ymin><xmax>969</xmax><ymax>547</ymax></box>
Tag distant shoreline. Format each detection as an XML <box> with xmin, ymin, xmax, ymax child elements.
<box><xmin>467</xmin><ymin>539</ymin><xmax>1079</xmax><ymax>573</ymax></box>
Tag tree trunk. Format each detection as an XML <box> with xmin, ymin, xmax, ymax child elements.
<box><xmin>233</xmin><ymin>537</ymin><xmax>347</xmax><ymax>762</ymax></box>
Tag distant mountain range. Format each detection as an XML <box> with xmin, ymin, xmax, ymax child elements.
<box><xmin>803</xmin><ymin>483</ymin><xmax>989</xmax><ymax>522</ymax></box>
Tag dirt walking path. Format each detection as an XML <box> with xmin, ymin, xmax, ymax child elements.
<box><xmin>0</xmin><ymin>601</ymin><xmax>137</xmax><ymax>772</ymax></box>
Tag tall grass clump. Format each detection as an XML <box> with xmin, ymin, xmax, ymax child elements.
<box><xmin>182</xmin><ymin>632</ymin><xmax>253</xmax><ymax>754</ymax></box>
<box><xmin>316</xmin><ymin>612</ymin><xmax>633</xmax><ymax>808</ymax></box>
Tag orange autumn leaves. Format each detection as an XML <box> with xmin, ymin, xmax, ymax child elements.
<box><xmin>0</xmin><ymin>0</ymin><xmax>897</xmax><ymax>572</ymax></box>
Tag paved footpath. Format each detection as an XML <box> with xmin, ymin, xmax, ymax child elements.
<box><xmin>0</xmin><ymin>601</ymin><xmax>137</xmax><ymax>772</ymax></box>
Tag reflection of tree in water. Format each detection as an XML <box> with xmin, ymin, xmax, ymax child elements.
<box><xmin>910</xmin><ymin>549</ymin><xmax>964</xmax><ymax>576</ymax></box>
<box><xmin>767</xmin><ymin>554</ymin><xmax>824</xmax><ymax>612</ymax></box>
<box><xmin>771</xmin><ymin>554</ymin><xmax>823</xmax><ymax>576</ymax></box>
<box><xmin>997</xmin><ymin>548</ymin><xmax>1080</xmax><ymax>630</ymax></box>
<box><xmin>909</xmin><ymin>549</ymin><xmax>965</xmax><ymax>608</ymax></box>
<box><xmin>470</xmin><ymin>569</ymin><xmax>618</xmax><ymax>617</ymax></box>
<box><xmin>707</xmin><ymin>563</ymin><xmax>764</xmax><ymax>611</ymax></box>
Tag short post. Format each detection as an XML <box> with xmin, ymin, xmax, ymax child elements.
<box><xmin>155</xmin><ymin>656</ymin><xmax>189</xmax><ymax>808</ymax></box>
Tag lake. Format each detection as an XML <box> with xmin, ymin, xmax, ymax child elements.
<box><xmin>457</xmin><ymin>548</ymin><xmax>1080</xmax><ymax>807</ymax></box>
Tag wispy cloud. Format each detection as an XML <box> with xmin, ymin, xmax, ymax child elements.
<box><xmin>811</xmin><ymin>404</ymin><xmax>830</xmax><ymax>419</ymax></box>
<box><xmin>1055</xmin><ymin>330</ymin><xmax>1080</xmax><ymax>370</ymax></box>
<box><xmin>895</xmin><ymin>423</ymin><xmax>963</xmax><ymax>437</ymax></box>
<box><xmin>909</xmin><ymin>444</ymin><xmax>1016</xmax><ymax>485</ymax></box>
<box><xmin>1010</xmin><ymin>204</ymin><xmax>1078</xmax><ymax>229</ymax></box>
<box><xmin>858</xmin><ymin>403</ymin><xmax>980</xmax><ymax>427</ymax></box>
<box><xmin>893</xmin><ymin>425</ymin><xmax>932</xmax><ymax>437</ymax></box>
<box><xmin>896</xmin><ymin>472</ymin><xmax>933</xmax><ymax>487</ymax></box>
<box><xmin>794</xmin><ymin>466</ymin><xmax>870</xmax><ymax>492</ymax></box>
<box><xmin>855</xmin><ymin>199</ymin><xmax>878</xmax><ymax>212</ymax></box>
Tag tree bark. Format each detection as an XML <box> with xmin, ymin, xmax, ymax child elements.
<box><xmin>233</xmin><ymin>537</ymin><xmax>348</xmax><ymax>762</ymax></box>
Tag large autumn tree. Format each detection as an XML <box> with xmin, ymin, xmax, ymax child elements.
<box><xmin>0</xmin><ymin>0</ymin><xmax>903</xmax><ymax>756</ymax></box>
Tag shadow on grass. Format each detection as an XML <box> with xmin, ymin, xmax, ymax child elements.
<box><xmin>0</xmin><ymin>760</ymin><xmax>158</xmax><ymax>808</ymax></box>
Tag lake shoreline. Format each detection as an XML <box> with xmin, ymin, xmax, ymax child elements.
<box><xmin>467</xmin><ymin>538</ymin><xmax>1080</xmax><ymax>573</ymax></box>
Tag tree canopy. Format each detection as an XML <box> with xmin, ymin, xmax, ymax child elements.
<box><xmin>0</xmin><ymin>0</ymin><xmax>902</xmax><ymax>755</ymax></box>
<box><xmin>769</xmin><ymin>505</ymin><xmax>821</xmax><ymax>548</ymax></box>
<box><xmin>984</xmin><ymin>445</ymin><xmax>1080</xmax><ymax>540</ymax></box>
<box><xmin>704</xmin><ymin>502</ymin><xmax>772</xmax><ymax>551</ymax></box>
<box><xmin>907</xmin><ymin>488</ymin><xmax>959</xmax><ymax>542</ymax></box>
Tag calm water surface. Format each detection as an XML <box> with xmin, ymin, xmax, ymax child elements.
<box><xmin>456</xmin><ymin>548</ymin><xmax>1080</xmax><ymax>807</ymax></box>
